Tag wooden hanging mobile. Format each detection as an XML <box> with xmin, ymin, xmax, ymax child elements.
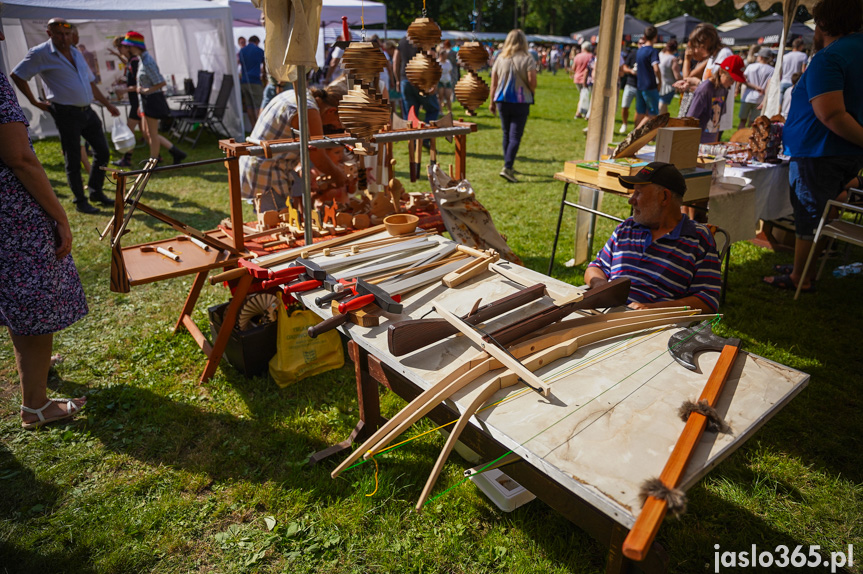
<box><xmin>405</xmin><ymin>14</ymin><xmax>442</xmax><ymax>95</ymax></box>
<box><xmin>336</xmin><ymin>12</ymin><xmax>390</xmax><ymax>141</ymax></box>
<box><xmin>454</xmin><ymin>41</ymin><xmax>490</xmax><ymax>115</ymax></box>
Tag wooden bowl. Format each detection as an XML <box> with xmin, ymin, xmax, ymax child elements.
<box><xmin>384</xmin><ymin>213</ymin><xmax>419</xmax><ymax>236</ymax></box>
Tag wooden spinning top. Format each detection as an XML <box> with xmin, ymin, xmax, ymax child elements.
<box><xmin>407</xmin><ymin>17</ymin><xmax>441</xmax><ymax>51</ymax></box>
<box><xmin>341</xmin><ymin>42</ymin><xmax>388</xmax><ymax>87</ymax></box>
<box><xmin>405</xmin><ymin>53</ymin><xmax>441</xmax><ymax>95</ymax></box>
<box><xmin>454</xmin><ymin>71</ymin><xmax>489</xmax><ymax>115</ymax></box>
<box><xmin>338</xmin><ymin>85</ymin><xmax>390</xmax><ymax>140</ymax></box>
<box><xmin>456</xmin><ymin>42</ymin><xmax>489</xmax><ymax>72</ymax></box>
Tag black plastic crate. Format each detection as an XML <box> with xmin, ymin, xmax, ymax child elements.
<box><xmin>208</xmin><ymin>302</ymin><xmax>278</xmax><ymax>377</ymax></box>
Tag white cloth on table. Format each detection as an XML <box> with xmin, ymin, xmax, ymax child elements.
<box><xmin>724</xmin><ymin>161</ymin><xmax>791</xmax><ymax>222</ymax></box>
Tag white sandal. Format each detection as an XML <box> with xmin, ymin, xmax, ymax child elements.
<box><xmin>21</xmin><ymin>398</ymin><xmax>83</xmax><ymax>430</ymax></box>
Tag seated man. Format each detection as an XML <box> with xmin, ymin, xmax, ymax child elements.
<box><xmin>584</xmin><ymin>162</ymin><xmax>722</xmax><ymax>313</ymax></box>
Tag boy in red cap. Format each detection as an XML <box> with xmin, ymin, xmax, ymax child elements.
<box><xmin>686</xmin><ymin>54</ymin><xmax>744</xmax><ymax>143</ymax></box>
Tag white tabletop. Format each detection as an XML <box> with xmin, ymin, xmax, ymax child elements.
<box><xmin>296</xmin><ymin>239</ymin><xmax>809</xmax><ymax>527</ymax></box>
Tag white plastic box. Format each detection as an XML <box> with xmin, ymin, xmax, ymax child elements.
<box><xmin>465</xmin><ymin>467</ymin><xmax>536</xmax><ymax>512</ymax></box>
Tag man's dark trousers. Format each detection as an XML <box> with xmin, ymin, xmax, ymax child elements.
<box><xmin>51</xmin><ymin>103</ymin><xmax>110</xmax><ymax>203</ymax></box>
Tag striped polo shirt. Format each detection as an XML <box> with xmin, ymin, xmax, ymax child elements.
<box><xmin>588</xmin><ymin>215</ymin><xmax>722</xmax><ymax>312</ymax></box>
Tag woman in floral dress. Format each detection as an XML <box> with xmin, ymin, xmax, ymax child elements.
<box><xmin>0</xmin><ymin>28</ymin><xmax>89</xmax><ymax>429</ymax></box>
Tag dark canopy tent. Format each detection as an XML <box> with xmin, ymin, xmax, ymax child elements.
<box><xmin>719</xmin><ymin>13</ymin><xmax>815</xmax><ymax>46</ymax></box>
<box><xmin>658</xmin><ymin>14</ymin><xmax>703</xmax><ymax>42</ymax></box>
<box><xmin>573</xmin><ymin>14</ymin><xmax>674</xmax><ymax>43</ymax></box>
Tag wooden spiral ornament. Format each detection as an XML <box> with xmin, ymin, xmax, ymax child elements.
<box><xmin>338</xmin><ymin>85</ymin><xmax>391</xmax><ymax>140</ymax></box>
<box><xmin>456</xmin><ymin>41</ymin><xmax>488</xmax><ymax>71</ymax></box>
<box><xmin>341</xmin><ymin>42</ymin><xmax>388</xmax><ymax>87</ymax></box>
<box><xmin>454</xmin><ymin>72</ymin><xmax>489</xmax><ymax>116</ymax></box>
<box><xmin>405</xmin><ymin>53</ymin><xmax>442</xmax><ymax>95</ymax></box>
<box><xmin>406</xmin><ymin>18</ymin><xmax>441</xmax><ymax>51</ymax></box>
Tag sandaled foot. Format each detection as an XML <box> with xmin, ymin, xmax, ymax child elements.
<box><xmin>21</xmin><ymin>397</ymin><xmax>86</xmax><ymax>429</ymax></box>
<box><xmin>762</xmin><ymin>274</ymin><xmax>815</xmax><ymax>293</ymax></box>
<box><xmin>772</xmin><ymin>264</ymin><xmax>794</xmax><ymax>275</ymax></box>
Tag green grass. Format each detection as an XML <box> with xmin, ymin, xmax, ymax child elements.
<box><xmin>2</xmin><ymin>71</ymin><xmax>862</xmax><ymax>573</ymax></box>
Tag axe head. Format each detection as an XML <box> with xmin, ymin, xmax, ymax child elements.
<box><xmin>433</xmin><ymin>113</ymin><xmax>454</xmax><ymax>143</ymax></box>
<box><xmin>668</xmin><ymin>321</ymin><xmax>740</xmax><ymax>371</ymax></box>
<box><xmin>295</xmin><ymin>258</ymin><xmax>327</xmax><ymax>281</ymax></box>
<box><xmin>390</xmin><ymin>112</ymin><xmax>410</xmax><ymax>131</ymax></box>
<box><xmin>356</xmin><ymin>278</ymin><xmax>403</xmax><ymax>314</ymax></box>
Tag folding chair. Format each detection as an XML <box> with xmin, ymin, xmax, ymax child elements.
<box><xmin>170</xmin><ymin>70</ymin><xmax>215</xmax><ymax>141</ymax></box>
<box><xmin>184</xmin><ymin>74</ymin><xmax>234</xmax><ymax>148</ymax></box>
<box><xmin>705</xmin><ymin>224</ymin><xmax>731</xmax><ymax>306</ymax></box>
<box><xmin>795</xmin><ymin>188</ymin><xmax>863</xmax><ymax>300</ymax></box>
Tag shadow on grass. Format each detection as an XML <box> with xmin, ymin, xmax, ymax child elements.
<box><xmin>0</xmin><ymin>540</ymin><xmax>96</xmax><ymax>574</ymax></box>
<box><xmin>722</xmin><ymin>246</ymin><xmax>863</xmax><ymax>485</ymax></box>
<box><xmin>0</xmin><ymin>443</ymin><xmax>97</xmax><ymax>573</ymax></box>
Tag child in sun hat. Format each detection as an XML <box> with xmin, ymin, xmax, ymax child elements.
<box><xmin>121</xmin><ymin>31</ymin><xmax>187</xmax><ymax>164</ymax></box>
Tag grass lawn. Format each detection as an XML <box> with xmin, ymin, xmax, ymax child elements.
<box><xmin>2</xmin><ymin>70</ymin><xmax>862</xmax><ymax>573</ymax></box>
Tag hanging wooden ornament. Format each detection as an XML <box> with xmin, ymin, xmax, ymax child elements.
<box><xmin>456</xmin><ymin>41</ymin><xmax>488</xmax><ymax>72</ymax></box>
<box><xmin>454</xmin><ymin>71</ymin><xmax>489</xmax><ymax>116</ymax></box>
<box><xmin>406</xmin><ymin>17</ymin><xmax>441</xmax><ymax>51</ymax></box>
<box><xmin>405</xmin><ymin>53</ymin><xmax>441</xmax><ymax>95</ymax></box>
<box><xmin>338</xmin><ymin>85</ymin><xmax>391</xmax><ymax>140</ymax></box>
<box><xmin>341</xmin><ymin>41</ymin><xmax>388</xmax><ymax>87</ymax></box>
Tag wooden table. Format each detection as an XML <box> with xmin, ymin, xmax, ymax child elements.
<box><xmin>295</xmin><ymin>252</ymin><xmax>810</xmax><ymax>573</ymax></box>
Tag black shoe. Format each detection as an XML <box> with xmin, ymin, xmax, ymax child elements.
<box><xmin>169</xmin><ymin>147</ymin><xmax>187</xmax><ymax>165</ymax></box>
<box><xmin>112</xmin><ymin>157</ymin><xmax>132</xmax><ymax>167</ymax></box>
<box><xmin>89</xmin><ymin>190</ymin><xmax>115</xmax><ymax>206</ymax></box>
<box><xmin>75</xmin><ymin>200</ymin><xmax>99</xmax><ymax>214</ymax></box>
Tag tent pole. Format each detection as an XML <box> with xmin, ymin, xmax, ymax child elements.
<box><xmin>296</xmin><ymin>66</ymin><xmax>314</xmax><ymax>246</ymax></box>
<box><xmin>570</xmin><ymin>0</ymin><xmax>625</xmax><ymax>266</ymax></box>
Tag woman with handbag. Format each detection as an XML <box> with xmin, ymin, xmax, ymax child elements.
<box><xmin>121</xmin><ymin>32</ymin><xmax>187</xmax><ymax>165</ymax></box>
<box><xmin>489</xmin><ymin>29</ymin><xmax>537</xmax><ymax>183</ymax></box>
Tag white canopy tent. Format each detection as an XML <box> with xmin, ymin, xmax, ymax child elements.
<box><xmin>0</xmin><ymin>0</ymin><xmax>243</xmax><ymax>141</ymax></box>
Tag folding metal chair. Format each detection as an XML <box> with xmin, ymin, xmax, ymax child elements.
<box><xmin>795</xmin><ymin>188</ymin><xmax>863</xmax><ymax>300</ymax></box>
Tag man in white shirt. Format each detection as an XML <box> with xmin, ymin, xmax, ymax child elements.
<box><xmin>11</xmin><ymin>18</ymin><xmax>120</xmax><ymax>214</ymax></box>
<box><xmin>737</xmin><ymin>48</ymin><xmax>774</xmax><ymax>129</ymax></box>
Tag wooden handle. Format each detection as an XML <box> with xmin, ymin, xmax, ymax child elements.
<box><xmin>386</xmin><ymin>283</ymin><xmax>547</xmax><ymax>356</ymax></box>
<box><xmin>209</xmin><ymin>267</ymin><xmax>247</xmax><ymax>285</ymax></box>
<box><xmin>315</xmin><ymin>289</ymin><xmax>352</xmax><ymax>308</ymax></box>
<box><xmin>308</xmin><ymin>312</ymin><xmax>349</xmax><ymax>338</ymax></box>
<box><xmin>267</xmin><ymin>265</ymin><xmax>304</xmax><ymax>280</ymax></box>
<box><xmin>622</xmin><ymin>342</ymin><xmax>739</xmax><ymax>561</ymax></box>
<box><xmin>283</xmin><ymin>279</ymin><xmax>322</xmax><ymax>293</ymax></box>
<box><xmin>338</xmin><ymin>294</ymin><xmax>375</xmax><ymax>314</ymax></box>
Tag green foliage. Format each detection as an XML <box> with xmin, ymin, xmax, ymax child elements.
<box><xmin>629</xmin><ymin>0</ymin><xmax>744</xmax><ymax>25</ymax></box>
<box><xmin>1</xmin><ymin>72</ymin><xmax>862</xmax><ymax>573</ymax></box>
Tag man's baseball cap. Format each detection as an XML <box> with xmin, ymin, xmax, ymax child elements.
<box><xmin>757</xmin><ymin>47</ymin><xmax>773</xmax><ymax>59</ymax></box>
<box><xmin>618</xmin><ymin>161</ymin><xmax>687</xmax><ymax>196</ymax></box>
<box><xmin>47</xmin><ymin>18</ymin><xmax>72</xmax><ymax>29</ymax></box>
<box><xmin>719</xmin><ymin>54</ymin><xmax>746</xmax><ymax>83</ymax></box>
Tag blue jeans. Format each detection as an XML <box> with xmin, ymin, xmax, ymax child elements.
<box><xmin>635</xmin><ymin>88</ymin><xmax>659</xmax><ymax>116</ymax></box>
<box><xmin>400</xmin><ymin>79</ymin><xmax>440</xmax><ymax>122</ymax></box>
<box><xmin>498</xmin><ymin>102</ymin><xmax>530</xmax><ymax>170</ymax></box>
<box><xmin>50</xmin><ymin>103</ymin><xmax>110</xmax><ymax>203</ymax></box>
<box><xmin>789</xmin><ymin>156</ymin><xmax>863</xmax><ymax>238</ymax></box>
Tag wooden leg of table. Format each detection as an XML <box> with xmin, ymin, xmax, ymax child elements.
<box><xmin>198</xmin><ymin>273</ymin><xmax>253</xmax><ymax>384</ymax></box>
<box><xmin>309</xmin><ymin>341</ymin><xmax>388</xmax><ymax>465</ymax></box>
<box><xmin>174</xmin><ymin>271</ymin><xmax>209</xmax><ymax>334</ymax></box>
<box><xmin>455</xmin><ymin>134</ymin><xmax>466</xmax><ymax>180</ymax></box>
